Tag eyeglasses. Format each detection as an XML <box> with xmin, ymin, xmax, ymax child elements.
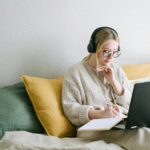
<box><xmin>103</xmin><ymin>50</ymin><xmax>121</xmax><ymax>58</ymax></box>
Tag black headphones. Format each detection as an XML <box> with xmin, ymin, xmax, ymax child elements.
<box><xmin>87</xmin><ymin>26</ymin><xmax>120</xmax><ymax>53</ymax></box>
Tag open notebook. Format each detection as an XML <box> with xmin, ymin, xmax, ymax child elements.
<box><xmin>78</xmin><ymin>112</ymin><xmax>126</xmax><ymax>132</ymax></box>
<box><xmin>78</xmin><ymin>81</ymin><xmax>150</xmax><ymax>132</ymax></box>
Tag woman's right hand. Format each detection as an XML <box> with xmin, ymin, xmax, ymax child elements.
<box><xmin>100</xmin><ymin>105</ymin><xmax>119</xmax><ymax>118</ymax></box>
<box><xmin>88</xmin><ymin>105</ymin><xmax>119</xmax><ymax>120</ymax></box>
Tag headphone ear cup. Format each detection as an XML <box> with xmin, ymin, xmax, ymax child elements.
<box><xmin>87</xmin><ymin>26</ymin><xmax>119</xmax><ymax>54</ymax></box>
<box><xmin>87</xmin><ymin>41</ymin><xmax>95</xmax><ymax>53</ymax></box>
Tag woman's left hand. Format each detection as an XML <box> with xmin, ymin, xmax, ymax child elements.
<box><xmin>97</xmin><ymin>65</ymin><xmax>124</xmax><ymax>96</ymax></box>
<box><xmin>97</xmin><ymin>65</ymin><xmax>115</xmax><ymax>83</ymax></box>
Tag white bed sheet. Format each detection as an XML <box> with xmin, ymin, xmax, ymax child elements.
<box><xmin>0</xmin><ymin>131</ymin><xmax>124</xmax><ymax>150</ymax></box>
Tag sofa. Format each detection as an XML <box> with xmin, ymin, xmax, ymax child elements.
<box><xmin>0</xmin><ymin>63</ymin><xmax>150</xmax><ymax>150</ymax></box>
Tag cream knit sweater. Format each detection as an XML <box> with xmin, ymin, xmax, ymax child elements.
<box><xmin>62</xmin><ymin>57</ymin><xmax>132</xmax><ymax>126</ymax></box>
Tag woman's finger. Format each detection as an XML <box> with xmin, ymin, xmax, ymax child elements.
<box><xmin>113</xmin><ymin>104</ymin><xmax>120</xmax><ymax>112</ymax></box>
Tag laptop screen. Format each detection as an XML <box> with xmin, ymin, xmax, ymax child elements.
<box><xmin>125</xmin><ymin>81</ymin><xmax>150</xmax><ymax>129</ymax></box>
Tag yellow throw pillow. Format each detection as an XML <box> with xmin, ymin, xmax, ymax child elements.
<box><xmin>122</xmin><ymin>63</ymin><xmax>150</xmax><ymax>80</ymax></box>
<box><xmin>21</xmin><ymin>75</ymin><xmax>76</xmax><ymax>137</ymax></box>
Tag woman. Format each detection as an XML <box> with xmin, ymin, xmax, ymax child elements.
<box><xmin>62</xmin><ymin>27</ymin><xmax>150</xmax><ymax>150</ymax></box>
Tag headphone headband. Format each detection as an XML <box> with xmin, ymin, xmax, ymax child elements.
<box><xmin>87</xmin><ymin>26</ymin><xmax>119</xmax><ymax>53</ymax></box>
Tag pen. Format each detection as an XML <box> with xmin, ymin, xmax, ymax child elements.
<box><xmin>105</xmin><ymin>97</ymin><xmax>112</xmax><ymax>107</ymax></box>
<box><xmin>105</xmin><ymin>97</ymin><xmax>121</xmax><ymax>117</ymax></box>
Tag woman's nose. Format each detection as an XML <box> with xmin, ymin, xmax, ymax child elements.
<box><xmin>107</xmin><ymin>54</ymin><xmax>113</xmax><ymax>59</ymax></box>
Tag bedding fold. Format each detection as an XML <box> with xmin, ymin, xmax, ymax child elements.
<box><xmin>0</xmin><ymin>131</ymin><xmax>124</xmax><ymax>150</ymax></box>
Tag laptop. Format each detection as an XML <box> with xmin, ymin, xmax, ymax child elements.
<box><xmin>115</xmin><ymin>81</ymin><xmax>150</xmax><ymax>130</ymax></box>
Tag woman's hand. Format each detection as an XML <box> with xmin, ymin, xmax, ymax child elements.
<box><xmin>100</xmin><ymin>105</ymin><xmax>120</xmax><ymax>118</ymax></box>
<box><xmin>88</xmin><ymin>104</ymin><xmax>120</xmax><ymax>120</ymax></box>
<box><xmin>97</xmin><ymin>65</ymin><xmax>124</xmax><ymax>96</ymax></box>
<box><xmin>97</xmin><ymin>64</ymin><xmax>115</xmax><ymax>83</ymax></box>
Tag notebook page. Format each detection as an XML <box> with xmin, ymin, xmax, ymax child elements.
<box><xmin>78</xmin><ymin>117</ymin><xmax>122</xmax><ymax>131</ymax></box>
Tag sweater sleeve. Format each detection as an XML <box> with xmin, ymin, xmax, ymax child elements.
<box><xmin>62</xmin><ymin>78</ymin><xmax>93</xmax><ymax>126</ymax></box>
<box><xmin>113</xmin><ymin>65</ymin><xmax>133</xmax><ymax>114</ymax></box>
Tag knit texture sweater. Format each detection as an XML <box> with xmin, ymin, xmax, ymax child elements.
<box><xmin>62</xmin><ymin>56</ymin><xmax>132</xmax><ymax>126</ymax></box>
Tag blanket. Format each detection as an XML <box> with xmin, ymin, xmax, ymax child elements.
<box><xmin>0</xmin><ymin>131</ymin><xmax>124</xmax><ymax>150</ymax></box>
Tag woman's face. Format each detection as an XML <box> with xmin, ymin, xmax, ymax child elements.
<box><xmin>96</xmin><ymin>39</ymin><xmax>119</xmax><ymax>66</ymax></box>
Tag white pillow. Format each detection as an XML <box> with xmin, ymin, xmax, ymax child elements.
<box><xmin>129</xmin><ymin>77</ymin><xmax>150</xmax><ymax>97</ymax></box>
<box><xmin>130</xmin><ymin>77</ymin><xmax>150</xmax><ymax>85</ymax></box>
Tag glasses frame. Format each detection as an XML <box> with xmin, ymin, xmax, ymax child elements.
<box><xmin>102</xmin><ymin>49</ymin><xmax>121</xmax><ymax>58</ymax></box>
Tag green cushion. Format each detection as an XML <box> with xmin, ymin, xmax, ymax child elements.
<box><xmin>0</xmin><ymin>82</ymin><xmax>44</xmax><ymax>139</ymax></box>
